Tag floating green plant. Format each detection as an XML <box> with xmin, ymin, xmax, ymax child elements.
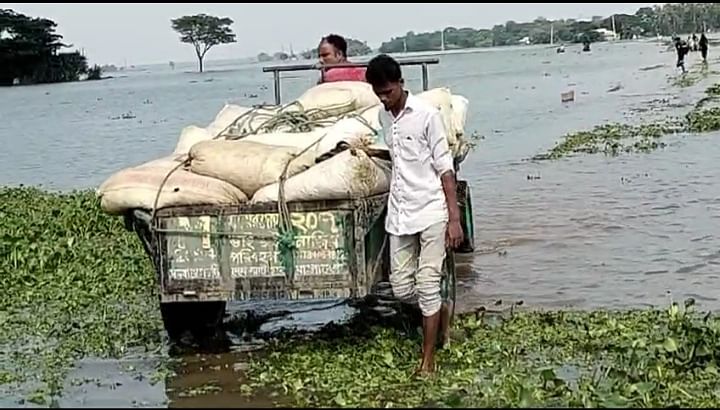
<box><xmin>0</xmin><ymin>187</ymin><xmax>163</xmax><ymax>405</ymax></box>
<box><xmin>244</xmin><ymin>301</ymin><xmax>720</xmax><ymax>408</ymax></box>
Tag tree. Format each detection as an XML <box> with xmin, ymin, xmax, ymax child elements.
<box><xmin>170</xmin><ymin>14</ymin><xmax>235</xmax><ymax>73</ymax></box>
<box><xmin>346</xmin><ymin>38</ymin><xmax>372</xmax><ymax>57</ymax></box>
<box><xmin>0</xmin><ymin>9</ymin><xmax>89</xmax><ymax>86</ymax></box>
<box><xmin>273</xmin><ymin>51</ymin><xmax>289</xmax><ymax>61</ymax></box>
<box><xmin>256</xmin><ymin>52</ymin><xmax>272</xmax><ymax>62</ymax></box>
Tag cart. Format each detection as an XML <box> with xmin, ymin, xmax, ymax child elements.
<box><xmin>124</xmin><ymin>57</ymin><xmax>476</xmax><ymax>339</ymax></box>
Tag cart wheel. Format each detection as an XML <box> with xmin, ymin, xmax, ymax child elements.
<box><xmin>161</xmin><ymin>301</ymin><xmax>226</xmax><ymax>346</ymax></box>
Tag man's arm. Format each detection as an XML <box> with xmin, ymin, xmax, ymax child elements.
<box><xmin>426</xmin><ymin>112</ymin><xmax>463</xmax><ymax>249</ymax></box>
<box><xmin>441</xmin><ymin>174</ymin><xmax>461</xmax><ymax>223</ymax></box>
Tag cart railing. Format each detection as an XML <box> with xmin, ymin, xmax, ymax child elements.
<box><xmin>262</xmin><ymin>57</ymin><xmax>440</xmax><ymax>105</ymax></box>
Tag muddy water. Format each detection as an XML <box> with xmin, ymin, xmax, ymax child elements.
<box><xmin>3</xmin><ymin>39</ymin><xmax>720</xmax><ymax>406</ymax></box>
<box><xmin>468</xmin><ymin>133</ymin><xmax>720</xmax><ymax>310</ymax></box>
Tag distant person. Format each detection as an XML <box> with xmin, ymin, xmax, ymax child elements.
<box><xmin>674</xmin><ymin>37</ymin><xmax>690</xmax><ymax>73</ymax></box>
<box><xmin>700</xmin><ymin>33</ymin><xmax>709</xmax><ymax>63</ymax></box>
<box><xmin>316</xmin><ymin>34</ymin><xmax>366</xmax><ymax>84</ymax></box>
<box><xmin>692</xmin><ymin>34</ymin><xmax>699</xmax><ymax>52</ymax></box>
<box><xmin>581</xmin><ymin>34</ymin><xmax>591</xmax><ymax>52</ymax></box>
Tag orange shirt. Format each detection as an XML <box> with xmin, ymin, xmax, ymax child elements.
<box><xmin>321</xmin><ymin>67</ymin><xmax>367</xmax><ymax>83</ymax></box>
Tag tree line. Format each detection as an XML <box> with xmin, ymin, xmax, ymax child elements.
<box><xmin>5</xmin><ymin>3</ymin><xmax>720</xmax><ymax>85</ymax></box>
<box><xmin>378</xmin><ymin>4</ymin><xmax>720</xmax><ymax>53</ymax></box>
<box><xmin>251</xmin><ymin>4</ymin><xmax>720</xmax><ymax>59</ymax></box>
<box><xmin>255</xmin><ymin>38</ymin><xmax>371</xmax><ymax>63</ymax></box>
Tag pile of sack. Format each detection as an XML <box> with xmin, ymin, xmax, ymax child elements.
<box><xmin>97</xmin><ymin>81</ymin><xmax>470</xmax><ymax>215</ymax></box>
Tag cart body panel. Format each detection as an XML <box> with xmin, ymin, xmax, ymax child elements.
<box><xmin>138</xmin><ymin>195</ymin><xmax>389</xmax><ymax>303</ymax></box>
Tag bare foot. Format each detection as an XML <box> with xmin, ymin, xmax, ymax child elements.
<box><xmin>414</xmin><ymin>360</ymin><xmax>436</xmax><ymax>378</ymax></box>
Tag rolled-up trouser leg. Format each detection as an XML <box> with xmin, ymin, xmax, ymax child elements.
<box><xmin>389</xmin><ymin>233</ymin><xmax>419</xmax><ymax>305</ymax></box>
<box><xmin>416</xmin><ymin>221</ymin><xmax>447</xmax><ymax>317</ymax></box>
<box><xmin>389</xmin><ymin>221</ymin><xmax>447</xmax><ymax>317</ymax></box>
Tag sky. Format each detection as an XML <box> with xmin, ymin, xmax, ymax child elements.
<box><xmin>2</xmin><ymin>3</ymin><xmax>660</xmax><ymax>66</ymax></box>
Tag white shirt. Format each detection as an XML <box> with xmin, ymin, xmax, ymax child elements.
<box><xmin>379</xmin><ymin>93</ymin><xmax>455</xmax><ymax>236</ymax></box>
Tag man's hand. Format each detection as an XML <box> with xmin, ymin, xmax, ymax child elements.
<box><xmin>440</xmin><ymin>171</ymin><xmax>463</xmax><ymax>249</ymax></box>
<box><xmin>446</xmin><ymin>219</ymin><xmax>464</xmax><ymax>249</ymax></box>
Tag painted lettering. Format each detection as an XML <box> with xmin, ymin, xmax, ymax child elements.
<box><xmin>168</xmin><ymin>265</ymin><xmax>220</xmax><ymax>280</ymax></box>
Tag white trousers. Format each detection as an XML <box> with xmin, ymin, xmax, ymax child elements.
<box><xmin>389</xmin><ymin>221</ymin><xmax>447</xmax><ymax>317</ymax></box>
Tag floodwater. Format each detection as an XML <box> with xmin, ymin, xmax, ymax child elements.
<box><xmin>2</xmin><ymin>40</ymin><xmax>720</xmax><ymax>406</ymax></box>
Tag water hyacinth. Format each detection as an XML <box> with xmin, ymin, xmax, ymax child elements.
<box><xmin>243</xmin><ymin>301</ymin><xmax>720</xmax><ymax>408</ymax></box>
<box><xmin>536</xmin><ymin>82</ymin><xmax>720</xmax><ymax>160</ymax></box>
<box><xmin>0</xmin><ymin>187</ymin><xmax>164</xmax><ymax>405</ymax></box>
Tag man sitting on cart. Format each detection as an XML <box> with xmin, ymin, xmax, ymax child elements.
<box><xmin>317</xmin><ymin>34</ymin><xmax>366</xmax><ymax>84</ymax></box>
<box><xmin>365</xmin><ymin>54</ymin><xmax>464</xmax><ymax>376</ymax></box>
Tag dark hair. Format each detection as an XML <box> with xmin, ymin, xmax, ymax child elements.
<box><xmin>320</xmin><ymin>34</ymin><xmax>347</xmax><ymax>57</ymax></box>
<box><xmin>365</xmin><ymin>54</ymin><xmax>402</xmax><ymax>87</ymax></box>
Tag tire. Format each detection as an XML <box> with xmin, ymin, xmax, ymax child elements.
<box><xmin>160</xmin><ymin>301</ymin><xmax>226</xmax><ymax>347</ymax></box>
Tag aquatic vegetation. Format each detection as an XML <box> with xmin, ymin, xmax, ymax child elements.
<box><xmin>671</xmin><ymin>71</ymin><xmax>703</xmax><ymax>88</ymax></box>
<box><xmin>705</xmin><ymin>83</ymin><xmax>720</xmax><ymax>97</ymax></box>
<box><xmin>177</xmin><ymin>382</ymin><xmax>223</xmax><ymax>398</ymax></box>
<box><xmin>535</xmin><ymin>121</ymin><xmax>683</xmax><ymax>161</ymax></box>
<box><xmin>0</xmin><ymin>187</ymin><xmax>162</xmax><ymax>405</ymax></box>
<box><xmin>537</xmin><ymin>81</ymin><xmax>720</xmax><ymax>160</ymax></box>
<box><xmin>244</xmin><ymin>301</ymin><xmax>720</xmax><ymax>407</ymax></box>
<box><xmin>687</xmin><ymin>107</ymin><xmax>720</xmax><ymax>133</ymax></box>
<box><xmin>534</xmin><ymin>71</ymin><xmax>720</xmax><ymax>160</ymax></box>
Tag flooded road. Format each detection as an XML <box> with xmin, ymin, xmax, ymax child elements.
<box><xmin>2</xmin><ymin>39</ymin><xmax>720</xmax><ymax>406</ymax></box>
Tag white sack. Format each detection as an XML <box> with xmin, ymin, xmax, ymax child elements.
<box><xmin>97</xmin><ymin>157</ymin><xmax>247</xmax><ymax>215</ymax></box>
<box><xmin>416</xmin><ymin>88</ymin><xmax>457</xmax><ymax>147</ymax></box>
<box><xmin>450</xmin><ymin>94</ymin><xmax>469</xmax><ymax>138</ymax></box>
<box><xmin>295</xmin><ymin>81</ymin><xmax>380</xmax><ymax>119</ymax></box>
<box><xmin>173</xmin><ymin>125</ymin><xmax>212</xmax><ymax>156</ymax></box>
<box><xmin>251</xmin><ymin>149</ymin><xmax>391</xmax><ymax>203</ymax></box>
<box><xmin>188</xmin><ymin>140</ymin><xmax>316</xmax><ymax>197</ymax></box>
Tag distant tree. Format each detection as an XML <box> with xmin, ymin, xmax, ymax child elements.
<box><xmin>346</xmin><ymin>38</ymin><xmax>372</xmax><ymax>57</ymax></box>
<box><xmin>301</xmin><ymin>49</ymin><xmax>314</xmax><ymax>60</ymax></box>
<box><xmin>273</xmin><ymin>51</ymin><xmax>289</xmax><ymax>61</ymax></box>
<box><xmin>257</xmin><ymin>52</ymin><xmax>272</xmax><ymax>62</ymax></box>
<box><xmin>87</xmin><ymin>64</ymin><xmax>102</xmax><ymax>80</ymax></box>
<box><xmin>170</xmin><ymin>14</ymin><xmax>236</xmax><ymax>73</ymax></box>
